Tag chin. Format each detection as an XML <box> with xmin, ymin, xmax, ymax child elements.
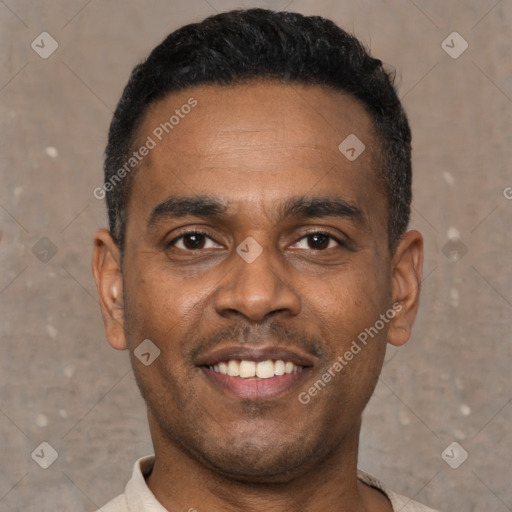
<box><xmin>203</xmin><ymin>453</ymin><xmax>307</xmax><ymax>484</ymax></box>
<box><xmin>192</xmin><ymin>432</ymin><xmax>325</xmax><ymax>484</ymax></box>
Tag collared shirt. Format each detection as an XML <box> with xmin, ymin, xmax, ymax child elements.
<box><xmin>95</xmin><ymin>455</ymin><xmax>440</xmax><ymax>512</ymax></box>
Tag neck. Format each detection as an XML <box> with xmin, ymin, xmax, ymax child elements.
<box><xmin>145</xmin><ymin>414</ymin><xmax>392</xmax><ymax>512</ymax></box>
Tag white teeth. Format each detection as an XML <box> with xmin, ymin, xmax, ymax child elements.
<box><xmin>256</xmin><ymin>360</ymin><xmax>275</xmax><ymax>379</ymax></box>
<box><xmin>227</xmin><ymin>360</ymin><xmax>240</xmax><ymax>377</ymax></box>
<box><xmin>274</xmin><ymin>360</ymin><xmax>285</xmax><ymax>376</ymax></box>
<box><xmin>218</xmin><ymin>362</ymin><xmax>228</xmax><ymax>375</ymax></box>
<box><xmin>239</xmin><ymin>360</ymin><xmax>256</xmax><ymax>378</ymax></box>
<box><xmin>210</xmin><ymin>359</ymin><xmax>303</xmax><ymax>379</ymax></box>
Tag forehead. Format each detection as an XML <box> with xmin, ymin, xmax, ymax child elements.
<box><xmin>139</xmin><ymin>80</ymin><xmax>377</xmax><ymax>158</ymax></box>
<box><xmin>128</xmin><ymin>80</ymin><xmax>385</xmax><ymax>225</ymax></box>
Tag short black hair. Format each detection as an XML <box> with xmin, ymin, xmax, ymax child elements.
<box><xmin>103</xmin><ymin>8</ymin><xmax>411</xmax><ymax>255</ymax></box>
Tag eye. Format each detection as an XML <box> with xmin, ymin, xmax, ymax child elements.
<box><xmin>168</xmin><ymin>231</ymin><xmax>222</xmax><ymax>251</ymax></box>
<box><xmin>291</xmin><ymin>232</ymin><xmax>344</xmax><ymax>251</ymax></box>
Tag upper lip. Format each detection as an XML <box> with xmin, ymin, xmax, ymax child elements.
<box><xmin>195</xmin><ymin>345</ymin><xmax>316</xmax><ymax>367</ymax></box>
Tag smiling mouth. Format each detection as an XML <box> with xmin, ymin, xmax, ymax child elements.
<box><xmin>207</xmin><ymin>359</ymin><xmax>304</xmax><ymax>379</ymax></box>
<box><xmin>196</xmin><ymin>344</ymin><xmax>316</xmax><ymax>399</ymax></box>
<box><xmin>199</xmin><ymin>358</ymin><xmax>312</xmax><ymax>400</ymax></box>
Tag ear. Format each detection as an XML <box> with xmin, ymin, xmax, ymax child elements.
<box><xmin>91</xmin><ymin>229</ymin><xmax>127</xmax><ymax>350</ymax></box>
<box><xmin>387</xmin><ymin>230</ymin><xmax>423</xmax><ymax>347</ymax></box>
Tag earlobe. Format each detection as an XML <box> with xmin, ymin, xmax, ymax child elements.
<box><xmin>387</xmin><ymin>230</ymin><xmax>424</xmax><ymax>347</ymax></box>
<box><xmin>91</xmin><ymin>229</ymin><xmax>128</xmax><ymax>351</ymax></box>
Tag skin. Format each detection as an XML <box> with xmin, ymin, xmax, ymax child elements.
<box><xmin>92</xmin><ymin>80</ymin><xmax>423</xmax><ymax>512</ymax></box>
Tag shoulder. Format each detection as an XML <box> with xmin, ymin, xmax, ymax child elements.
<box><xmin>93</xmin><ymin>493</ymin><xmax>129</xmax><ymax>512</ymax></box>
<box><xmin>357</xmin><ymin>469</ymin><xmax>441</xmax><ymax>512</ymax></box>
<box><xmin>92</xmin><ymin>455</ymin><xmax>156</xmax><ymax>512</ymax></box>
<box><xmin>386</xmin><ymin>489</ymin><xmax>440</xmax><ymax>511</ymax></box>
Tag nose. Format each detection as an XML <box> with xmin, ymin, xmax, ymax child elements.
<box><xmin>214</xmin><ymin>239</ymin><xmax>301</xmax><ymax>322</ymax></box>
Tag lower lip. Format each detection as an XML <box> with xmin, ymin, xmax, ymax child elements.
<box><xmin>200</xmin><ymin>367</ymin><xmax>312</xmax><ymax>400</ymax></box>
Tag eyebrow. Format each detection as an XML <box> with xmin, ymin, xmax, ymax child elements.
<box><xmin>281</xmin><ymin>195</ymin><xmax>362</xmax><ymax>222</ymax></box>
<box><xmin>147</xmin><ymin>196</ymin><xmax>228</xmax><ymax>228</ymax></box>
<box><xmin>146</xmin><ymin>194</ymin><xmax>363</xmax><ymax>229</ymax></box>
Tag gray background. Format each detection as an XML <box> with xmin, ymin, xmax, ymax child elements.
<box><xmin>1</xmin><ymin>1</ymin><xmax>511</xmax><ymax>510</ymax></box>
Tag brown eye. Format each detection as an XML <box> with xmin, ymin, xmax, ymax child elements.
<box><xmin>182</xmin><ymin>233</ymin><xmax>206</xmax><ymax>249</ymax></box>
<box><xmin>168</xmin><ymin>232</ymin><xmax>222</xmax><ymax>251</ymax></box>
<box><xmin>307</xmin><ymin>233</ymin><xmax>331</xmax><ymax>250</ymax></box>
<box><xmin>291</xmin><ymin>232</ymin><xmax>342</xmax><ymax>251</ymax></box>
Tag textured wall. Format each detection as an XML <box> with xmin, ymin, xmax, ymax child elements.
<box><xmin>1</xmin><ymin>1</ymin><xmax>511</xmax><ymax>511</ymax></box>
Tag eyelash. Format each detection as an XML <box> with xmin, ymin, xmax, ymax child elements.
<box><xmin>166</xmin><ymin>229</ymin><xmax>347</xmax><ymax>251</ymax></box>
<box><xmin>167</xmin><ymin>230</ymin><xmax>215</xmax><ymax>249</ymax></box>
<box><xmin>296</xmin><ymin>231</ymin><xmax>347</xmax><ymax>250</ymax></box>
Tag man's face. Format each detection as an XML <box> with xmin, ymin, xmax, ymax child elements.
<box><xmin>108</xmin><ymin>81</ymin><xmax>404</xmax><ymax>480</ymax></box>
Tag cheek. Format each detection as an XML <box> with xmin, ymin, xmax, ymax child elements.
<box><xmin>123</xmin><ymin>265</ymin><xmax>212</xmax><ymax>351</ymax></box>
<box><xmin>305</xmin><ymin>256</ymin><xmax>389</xmax><ymax>332</ymax></box>
<box><xmin>301</xmin><ymin>256</ymin><xmax>391</xmax><ymax>405</ymax></box>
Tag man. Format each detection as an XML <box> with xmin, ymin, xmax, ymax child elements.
<box><xmin>92</xmin><ymin>8</ymin><xmax>436</xmax><ymax>512</ymax></box>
